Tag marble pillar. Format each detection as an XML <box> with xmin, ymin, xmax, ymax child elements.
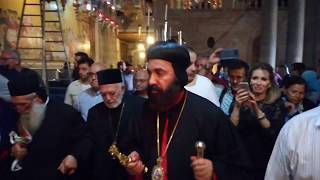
<box><xmin>285</xmin><ymin>0</ymin><xmax>305</xmax><ymax>64</ymax></box>
<box><xmin>259</xmin><ymin>0</ymin><xmax>278</xmax><ymax>68</ymax></box>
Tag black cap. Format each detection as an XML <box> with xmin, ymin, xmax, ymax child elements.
<box><xmin>8</xmin><ymin>73</ymin><xmax>42</xmax><ymax>96</ymax></box>
<box><xmin>97</xmin><ymin>69</ymin><xmax>123</xmax><ymax>85</ymax></box>
<box><xmin>147</xmin><ymin>41</ymin><xmax>190</xmax><ymax>86</ymax></box>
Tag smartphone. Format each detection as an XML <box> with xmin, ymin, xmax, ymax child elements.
<box><xmin>238</xmin><ymin>82</ymin><xmax>250</xmax><ymax>91</ymax></box>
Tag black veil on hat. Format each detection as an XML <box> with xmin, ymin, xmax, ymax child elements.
<box><xmin>147</xmin><ymin>41</ymin><xmax>191</xmax><ymax>86</ymax></box>
<box><xmin>97</xmin><ymin>69</ymin><xmax>123</xmax><ymax>85</ymax></box>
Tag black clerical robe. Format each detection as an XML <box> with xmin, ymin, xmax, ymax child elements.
<box><xmin>13</xmin><ymin>100</ymin><xmax>85</xmax><ymax>180</ymax></box>
<box><xmin>0</xmin><ymin>99</ymin><xmax>18</xmax><ymax>180</ymax></box>
<box><xmin>131</xmin><ymin>91</ymin><xmax>253</xmax><ymax>180</ymax></box>
<box><xmin>74</xmin><ymin>95</ymin><xmax>145</xmax><ymax>180</ymax></box>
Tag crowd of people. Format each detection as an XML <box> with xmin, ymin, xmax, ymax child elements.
<box><xmin>0</xmin><ymin>41</ymin><xmax>320</xmax><ymax>180</ymax></box>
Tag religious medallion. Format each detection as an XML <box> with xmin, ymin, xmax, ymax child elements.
<box><xmin>151</xmin><ymin>157</ymin><xmax>164</xmax><ymax>180</ymax></box>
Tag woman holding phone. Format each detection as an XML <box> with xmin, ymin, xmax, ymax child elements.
<box><xmin>230</xmin><ymin>63</ymin><xmax>286</xmax><ymax>180</ymax></box>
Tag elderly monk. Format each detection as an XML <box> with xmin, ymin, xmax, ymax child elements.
<box><xmin>8</xmin><ymin>73</ymin><xmax>85</xmax><ymax>180</ymax></box>
<box><xmin>61</xmin><ymin>69</ymin><xmax>145</xmax><ymax>180</ymax></box>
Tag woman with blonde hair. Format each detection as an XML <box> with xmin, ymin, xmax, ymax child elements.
<box><xmin>230</xmin><ymin>63</ymin><xmax>286</xmax><ymax>180</ymax></box>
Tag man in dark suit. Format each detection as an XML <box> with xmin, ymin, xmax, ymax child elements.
<box><xmin>8</xmin><ymin>73</ymin><xmax>85</xmax><ymax>180</ymax></box>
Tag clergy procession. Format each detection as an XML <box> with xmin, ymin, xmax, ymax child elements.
<box><xmin>1</xmin><ymin>41</ymin><xmax>320</xmax><ymax>180</ymax></box>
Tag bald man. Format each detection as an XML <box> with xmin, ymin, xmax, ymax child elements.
<box><xmin>133</xmin><ymin>69</ymin><xmax>149</xmax><ymax>99</ymax></box>
<box><xmin>77</xmin><ymin>63</ymin><xmax>106</xmax><ymax>121</ymax></box>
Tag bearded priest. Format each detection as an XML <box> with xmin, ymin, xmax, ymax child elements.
<box><xmin>8</xmin><ymin>72</ymin><xmax>85</xmax><ymax>180</ymax></box>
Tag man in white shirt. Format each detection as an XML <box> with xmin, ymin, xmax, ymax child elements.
<box><xmin>265</xmin><ymin>106</ymin><xmax>320</xmax><ymax>180</ymax></box>
<box><xmin>65</xmin><ymin>57</ymin><xmax>93</xmax><ymax>107</ymax></box>
<box><xmin>184</xmin><ymin>47</ymin><xmax>220</xmax><ymax>106</ymax></box>
<box><xmin>77</xmin><ymin>63</ymin><xmax>105</xmax><ymax>121</ymax></box>
<box><xmin>0</xmin><ymin>74</ymin><xmax>10</xmax><ymax>102</ymax></box>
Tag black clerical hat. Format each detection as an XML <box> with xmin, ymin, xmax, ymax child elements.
<box><xmin>8</xmin><ymin>73</ymin><xmax>41</xmax><ymax>96</ymax></box>
<box><xmin>97</xmin><ymin>69</ymin><xmax>123</xmax><ymax>85</ymax></box>
<box><xmin>147</xmin><ymin>41</ymin><xmax>190</xmax><ymax>86</ymax></box>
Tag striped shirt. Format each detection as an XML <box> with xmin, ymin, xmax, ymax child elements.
<box><xmin>215</xmin><ymin>85</ymin><xmax>234</xmax><ymax>116</ymax></box>
<box><xmin>265</xmin><ymin>106</ymin><xmax>320</xmax><ymax>180</ymax></box>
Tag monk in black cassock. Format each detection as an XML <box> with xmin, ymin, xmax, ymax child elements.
<box><xmin>126</xmin><ymin>42</ymin><xmax>253</xmax><ymax>180</ymax></box>
<box><xmin>7</xmin><ymin>73</ymin><xmax>85</xmax><ymax>180</ymax></box>
<box><xmin>0</xmin><ymin>98</ymin><xmax>18</xmax><ymax>180</ymax></box>
<box><xmin>63</xmin><ymin>69</ymin><xmax>145</xmax><ymax>180</ymax></box>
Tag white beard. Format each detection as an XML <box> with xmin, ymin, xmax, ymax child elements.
<box><xmin>20</xmin><ymin>102</ymin><xmax>47</xmax><ymax>135</ymax></box>
<box><xmin>105</xmin><ymin>93</ymin><xmax>124</xmax><ymax>109</ymax></box>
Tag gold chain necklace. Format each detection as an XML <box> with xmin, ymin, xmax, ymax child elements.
<box><xmin>152</xmin><ymin>92</ymin><xmax>188</xmax><ymax>180</ymax></box>
<box><xmin>112</xmin><ymin>103</ymin><xmax>125</xmax><ymax>144</ymax></box>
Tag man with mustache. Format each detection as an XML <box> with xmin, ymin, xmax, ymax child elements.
<box><xmin>126</xmin><ymin>42</ymin><xmax>252</xmax><ymax>180</ymax></box>
<box><xmin>8</xmin><ymin>73</ymin><xmax>85</xmax><ymax>180</ymax></box>
<box><xmin>60</xmin><ymin>69</ymin><xmax>145</xmax><ymax>180</ymax></box>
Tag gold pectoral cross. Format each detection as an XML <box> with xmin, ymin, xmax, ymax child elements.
<box><xmin>108</xmin><ymin>143</ymin><xmax>130</xmax><ymax>167</ymax></box>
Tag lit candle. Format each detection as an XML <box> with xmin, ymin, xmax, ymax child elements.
<box><xmin>165</xmin><ymin>3</ymin><xmax>168</xmax><ymax>21</ymax></box>
<box><xmin>163</xmin><ymin>21</ymin><xmax>168</xmax><ymax>41</ymax></box>
<box><xmin>138</xmin><ymin>25</ymin><xmax>142</xmax><ymax>37</ymax></box>
<box><xmin>147</xmin><ymin>8</ymin><xmax>150</xmax><ymax>27</ymax></box>
<box><xmin>178</xmin><ymin>30</ymin><xmax>182</xmax><ymax>45</ymax></box>
<box><xmin>155</xmin><ymin>29</ymin><xmax>159</xmax><ymax>41</ymax></box>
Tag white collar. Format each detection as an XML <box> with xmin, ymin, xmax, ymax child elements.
<box><xmin>315</xmin><ymin>118</ymin><xmax>320</xmax><ymax>127</ymax></box>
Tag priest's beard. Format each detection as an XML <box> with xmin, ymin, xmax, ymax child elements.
<box><xmin>105</xmin><ymin>93</ymin><xmax>124</xmax><ymax>109</ymax></box>
<box><xmin>20</xmin><ymin>102</ymin><xmax>46</xmax><ymax>135</ymax></box>
<box><xmin>148</xmin><ymin>80</ymin><xmax>182</xmax><ymax>111</ymax></box>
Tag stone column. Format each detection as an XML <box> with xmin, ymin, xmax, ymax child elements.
<box><xmin>285</xmin><ymin>0</ymin><xmax>305</xmax><ymax>64</ymax></box>
<box><xmin>94</xmin><ymin>21</ymin><xmax>100</xmax><ymax>62</ymax></box>
<box><xmin>303</xmin><ymin>0</ymin><xmax>317</xmax><ymax>68</ymax></box>
<box><xmin>259</xmin><ymin>0</ymin><xmax>278</xmax><ymax>68</ymax></box>
<box><xmin>315</xmin><ymin>1</ymin><xmax>320</xmax><ymax>62</ymax></box>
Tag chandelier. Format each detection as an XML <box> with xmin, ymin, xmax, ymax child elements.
<box><xmin>183</xmin><ymin>0</ymin><xmax>223</xmax><ymax>10</ymax></box>
<box><xmin>72</xmin><ymin>0</ymin><xmax>120</xmax><ymax>30</ymax></box>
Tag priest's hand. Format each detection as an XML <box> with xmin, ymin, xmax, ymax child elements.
<box><xmin>191</xmin><ymin>156</ymin><xmax>214</xmax><ymax>180</ymax></box>
<box><xmin>126</xmin><ymin>151</ymin><xmax>145</xmax><ymax>175</ymax></box>
<box><xmin>58</xmin><ymin>155</ymin><xmax>78</xmax><ymax>175</ymax></box>
<box><xmin>11</xmin><ymin>143</ymin><xmax>28</xmax><ymax>160</ymax></box>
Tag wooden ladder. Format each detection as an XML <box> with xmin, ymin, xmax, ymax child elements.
<box><xmin>16</xmin><ymin>0</ymin><xmax>71</xmax><ymax>84</ymax></box>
